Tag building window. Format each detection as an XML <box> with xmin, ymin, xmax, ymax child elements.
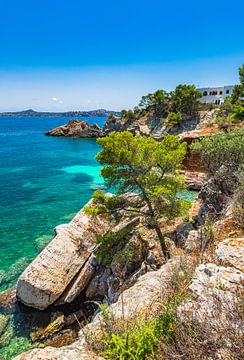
<box><xmin>219</xmin><ymin>91</ymin><xmax>223</xmax><ymax>95</ymax></box>
<box><xmin>203</xmin><ymin>91</ymin><xmax>208</xmax><ymax>96</ymax></box>
<box><xmin>210</xmin><ymin>91</ymin><xmax>218</xmax><ymax>95</ymax></box>
<box><xmin>226</xmin><ymin>89</ymin><xmax>230</xmax><ymax>94</ymax></box>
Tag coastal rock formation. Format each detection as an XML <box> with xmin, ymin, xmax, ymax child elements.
<box><xmin>13</xmin><ymin>258</ymin><xmax>182</xmax><ymax>360</ymax></box>
<box><xmin>216</xmin><ymin>237</ymin><xmax>244</xmax><ymax>271</ymax></box>
<box><xmin>45</xmin><ymin>120</ymin><xmax>104</xmax><ymax>138</ymax></box>
<box><xmin>13</xmin><ymin>347</ymin><xmax>105</xmax><ymax>360</ymax></box>
<box><xmin>16</xmin><ymin>202</ymin><xmax>112</xmax><ymax>310</ymax></box>
<box><xmin>44</xmin><ymin>110</ymin><xmax>222</xmax><ymax>140</ymax></box>
<box><xmin>178</xmin><ymin>236</ymin><xmax>244</xmax><ymax>329</ymax></box>
<box><xmin>180</xmin><ymin>170</ymin><xmax>207</xmax><ymax>190</ymax></box>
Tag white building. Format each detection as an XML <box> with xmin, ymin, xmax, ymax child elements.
<box><xmin>198</xmin><ymin>85</ymin><xmax>234</xmax><ymax>105</ymax></box>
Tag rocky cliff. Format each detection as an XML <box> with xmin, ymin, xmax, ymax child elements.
<box><xmin>45</xmin><ymin>110</ymin><xmax>218</xmax><ymax>139</ymax></box>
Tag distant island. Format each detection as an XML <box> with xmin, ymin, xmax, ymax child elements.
<box><xmin>0</xmin><ymin>108</ymin><xmax>121</xmax><ymax>117</ymax></box>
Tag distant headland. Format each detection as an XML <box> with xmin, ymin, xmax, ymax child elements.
<box><xmin>0</xmin><ymin>108</ymin><xmax>121</xmax><ymax>117</ymax></box>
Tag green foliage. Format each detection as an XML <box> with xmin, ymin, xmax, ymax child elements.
<box><xmin>231</xmin><ymin>100</ymin><xmax>244</xmax><ymax>121</ymax></box>
<box><xmin>238</xmin><ymin>63</ymin><xmax>244</xmax><ymax>86</ymax></box>
<box><xmin>121</xmin><ymin>109</ymin><xmax>137</xmax><ymax>122</ymax></box>
<box><xmin>163</xmin><ymin>111</ymin><xmax>183</xmax><ymax>127</ymax></box>
<box><xmin>138</xmin><ymin>90</ymin><xmax>170</xmax><ymax>117</ymax></box>
<box><xmin>105</xmin><ymin>195</ymin><xmax>127</xmax><ymax>210</ymax></box>
<box><xmin>96</xmin><ymin>227</ymin><xmax>132</xmax><ymax>266</ymax></box>
<box><xmin>92</xmin><ymin>190</ymin><xmax>107</xmax><ymax>204</ymax></box>
<box><xmin>217</xmin><ymin>100</ymin><xmax>233</xmax><ymax>117</ymax></box>
<box><xmin>95</xmin><ymin>293</ymin><xmax>185</xmax><ymax>360</ymax></box>
<box><xmin>231</xmin><ymin>64</ymin><xmax>244</xmax><ymax>104</ymax></box>
<box><xmin>83</xmin><ymin>205</ymin><xmax>107</xmax><ymax>216</ymax></box>
<box><xmin>96</xmin><ymin>132</ymin><xmax>187</xmax><ymax>258</ymax></box>
<box><xmin>171</xmin><ymin>84</ymin><xmax>202</xmax><ymax>116</ymax></box>
<box><xmin>208</xmin><ymin>102</ymin><xmax>216</xmax><ymax>110</ymax></box>
<box><xmin>190</xmin><ymin>128</ymin><xmax>244</xmax><ymax>176</ymax></box>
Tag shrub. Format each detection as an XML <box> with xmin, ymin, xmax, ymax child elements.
<box><xmin>208</xmin><ymin>102</ymin><xmax>216</xmax><ymax>110</ymax></box>
<box><xmin>96</xmin><ymin>227</ymin><xmax>132</xmax><ymax>266</ymax></box>
<box><xmin>88</xmin><ymin>258</ymin><xmax>194</xmax><ymax>360</ymax></box>
<box><xmin>163</xmin><ymin>112</ymin><xmax>183</xmax><ymax>127</ymax></box>
<box><xmin>83</xmin><ymin>205</ymin><xmax>107</xmax><ymax>216</ymax></box>
<box><xmin>92</xmin><ymin>190</ymin><xmax>107</xmax><ymax>204</ymax></box>
<box><xmin>190</xmin><ymin>128</ymin><xmax>244</xmax><ymax>176</ymax></box>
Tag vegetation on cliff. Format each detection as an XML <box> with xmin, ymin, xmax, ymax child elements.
<box><xmin>122</xmin><ymin>84</ymin><xmax>201</xmax><ymax>128</ymax></box>
<box><xmin>96</xmin><ymin>131</ymin><xmax>189</xmax><ymax>259</ymax></box>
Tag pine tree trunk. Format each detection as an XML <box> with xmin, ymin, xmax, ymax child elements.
<box><xmin>153</xmin><ymin>219</ymin><xmax>170</xmax><ymax>260</ymax></box>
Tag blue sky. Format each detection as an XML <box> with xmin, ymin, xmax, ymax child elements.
<box><xmin>0</xmin><ymin>0</ymin><xmax>243</xmax><ymax>111</ymax></box>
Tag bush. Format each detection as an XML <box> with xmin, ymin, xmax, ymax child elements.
<box><xmin>208</xmin><ymin>102</ymin><xmax>216</xmax><ymax>110</ymax></box>
<box><xmin>91</xmin><ymin>295</ymin><xmax>181</xmax><ymax>360</ymax></box>
<box><xmin>92</xmin><ymin>190</ymin><xmax>107</xmax><ymax>204</ymax></box>
<box><xmin>83</xmin><ymin>205</ymin><xmax>107</xmax><ymax>216</ymax></box>
<box><xmin>190</xmin><ymin>128</ymin><xmax>244</xmax><ymax>176</ymax></box>
<box><xmin>88</xmin><ymin>258</ymin><xmax>194</xmax><ymax>360</ymax></box>
<box><xmin>163</xmin><ymin>112</ymin><xmax>183</xmax><ymax>127</ymax></box>
<box><xmin>96</xmin><ymin>227</ymin><xmax>132</xmax><ymax>266</ymax></box>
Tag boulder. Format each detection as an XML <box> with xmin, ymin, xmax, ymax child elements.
<box><xmin>45</xmin><ymin>120</ymin><xmax>104</xmax><ymax>138</ymax></box>
<box><xmin>178</xmin><ymin>263</ymin><xmax>244</xmax><ymax>326</ymax></box>
<box><xmin>216</xmin><ymin>237</ymin><xmax>244</xmax><ymax>272</ymax></box>
<box><xmin>184</xmin><ymin>229</ymin><xmax>200</xmax><ymax>253</ymax></box>
<box><xmin>16</xmin><ymin>203</ymin><xmax>112</xmax><ymax>310</ymax></box>
<box><xmin>56</xmin><ymin>254</ymin><xmax>97</xmax><ymax>305</ymax></box>
<box><xmin>180</xmin><ymin>170</ymin><xmax>206</xmax><ymax>190</ymax></box>
<box><xmin>13</xmin><ymin>347</ymin><xmax>104</xmax><ymax>360</ymax></box>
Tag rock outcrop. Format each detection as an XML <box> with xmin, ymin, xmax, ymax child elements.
<box><xmin>180</xmin><ymin>170</ymin><xmax>207</xmax><ymax>190</ymax></box>
<box><xmin>16</xmin><ymin>202</ymin><xmax>112</xmax><ymax>310</ymax></box>
<box><xmin>45</xmin><ymin>120</ymin><xmax>104</xmax><ymax>138</ymax></box>
<box><xmin>13</xmin><ymin>257</ymin><xmax>182</xmax><ymax>360</ymax></box>
<box><xmin>13</xmin><ymin>347</ymin><xmax>105</xmax><ymax>360</ymax></box>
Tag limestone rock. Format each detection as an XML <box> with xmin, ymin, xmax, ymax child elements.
<box><xmin>216</xmin><ymin>237</ymin><xmax>244</xmax><ymax>271</ymax></box>
<box><xmin>56</xmin><ymin>254</ymin><xmax>97</xmax><ymax>305</ymax></box>
<box><xmin>16</xmin><ymin>204</ymin><xmax>112</xmax><ymax>310</ymax></box>
<box><xmin>13</xmin><ymin>346</ymin><xmax>104</xmax><ymax>360</ymax></box>
<box><xmin>184</xmin><ymin>229</ymin><xmax>200</xmax><ymax>253</ymax></box>
<box><xmin>30</xmin><ymin>314</ymin><xmax>65</xmax><ymax>342</ymax></box>
<box><xmin>189</xmin><ymin>263</ymin><xmax>243</xmax><ymax>295</ymax></box>
<box><xmin>178</xmin><ymin>263</ymin><xmax>244</xmax><ymax>326</ymax></box>
<box><xmin>86</xmin><ymin>267</ymin><xmax>112</xmax><ymax>300</ymax></box>
<box><xmin>81</xmin><ymin>258</ymin><xmax>182</xmax><ymax>341</ymax></box>
<box><xmin>180</xmin><ymin>170</ymin><xmax>206</xmax><ymax>190</ymax></box>
<box><xmin>45</xmin><ymin>120</ymin><xmax>104</xmax><ymax>138</ymax></box>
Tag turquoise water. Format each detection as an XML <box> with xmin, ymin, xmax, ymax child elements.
<box><xmin>0</xmin><ymin>116</ymin><xmax>106</xmax><ymax>293</ymax></box>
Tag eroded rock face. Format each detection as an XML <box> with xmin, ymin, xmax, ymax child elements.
<box><xmin>81</xmin><ymin>258</ymin><xmax>182</xmax><ymax>343</ymax></box>
<box><xmin>178</xmin><ymin>237</ymin><xmax>244</xmax><ymax>334</ymax></box>
<box><xmin>16</xmin><ymin>204</ymin><xmax>112</xmax><ymax>310</ymax></box>
<box><xmin>45</xmin><ymin>120</ymin><xmax>104</xmax><ymax>138</ymax></box>
<box><xmin>180</xmin><ymin>170</ymin><xmax>207</xmax><ymax>190</ymax></box>
<box><xmin>216</xmin><ymin>237</ymin><xmax>244</xmax><ymax>271</ymax></box>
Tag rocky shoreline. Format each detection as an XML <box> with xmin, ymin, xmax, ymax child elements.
<box><xmin>44</xmin><ymin>110</ymin><xmax>219</xmax><ymax>140</ymax></box>
<box><xmin>2</xmin><ymin>125</ymin><xmax>242</xmax><ymax>360</ymax></box>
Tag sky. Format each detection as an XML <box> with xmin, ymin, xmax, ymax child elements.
<box><xmin>0</xmin><ymin>0</ymin><xmax>243</xmax><ymax>112</ymax></box>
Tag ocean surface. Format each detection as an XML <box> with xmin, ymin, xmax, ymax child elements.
<box><xmin>0</xmin><ymin>116</ymin><xmax>106</xmax><ymax>294</ymax></box>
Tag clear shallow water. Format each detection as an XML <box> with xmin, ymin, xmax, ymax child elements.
<box><xmin>0</xmin><ymin>116</ymin><xmax>106</xmax><ymax>292</ymax></box>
